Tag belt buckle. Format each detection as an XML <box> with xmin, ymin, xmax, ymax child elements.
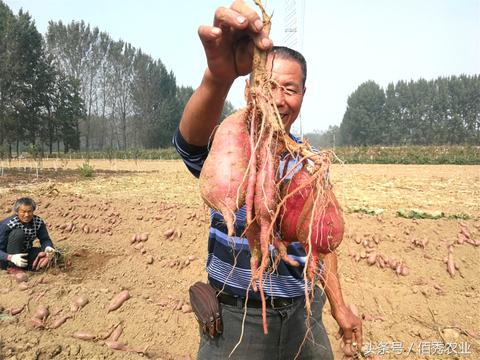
<box><xmin>271</xmin><ymin>297</ymin><xmax>293</xmax><ymax>309</ymax></box>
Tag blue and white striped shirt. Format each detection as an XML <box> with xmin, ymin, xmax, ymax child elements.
<box><xmin>174</xmin><ymin>128</ymin><xmax>312</xmax><ymax>299</ymax></box>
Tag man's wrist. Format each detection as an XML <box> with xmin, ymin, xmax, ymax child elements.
<box><xmin>330</xmin><ymin>302</ymin><xmax>350</xmax><ymax>319</ymax></box>
<box><xmin>203</xmin><ymin>69</ymin><xmax>234</xmax><ymax>93</ymax></box>
<box><xmin>6</xmin><ymin>254</ymin><xmax>12</xmax><ymax>262</ymax></box>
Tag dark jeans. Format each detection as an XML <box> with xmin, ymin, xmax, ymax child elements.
<box><xmin>0</xmin><ymin>228</ymin><xmax>42</xmax><ymax>270</ymax></box>
<box><xmin>197</xmin><ymin>286</ymin><xmax>334</xmax><ymax>360</ymax></box>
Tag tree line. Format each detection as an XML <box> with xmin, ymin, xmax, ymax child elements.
<box><xmin>0</xmin><ymin>1</ymin><xmax>233</xmax><ymax>156</ymax></box>
<box><xmin>3</xmin><ymin>1</ymin><xmax>477</xmax><ymax>156</ymax></box>
<box><xmin>306</xmin><ymin>75</ymin><xmax>480</xmax><ymax>148</ymax></box>
<box><xmin>1</xmin><ymin>3</ymin><xmax>82</xmax><ymax>155</ymax></box>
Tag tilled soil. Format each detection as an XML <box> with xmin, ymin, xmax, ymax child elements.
<box><xmin>0</xmin><ymin>160</ymin><xmax>478</xmax><ymax>360</ymax></box>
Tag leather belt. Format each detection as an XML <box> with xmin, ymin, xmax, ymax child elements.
<box><xmin>217</xmin><ymin>291</ymin><xmax>303</xmax><ymax>309</ymax></box>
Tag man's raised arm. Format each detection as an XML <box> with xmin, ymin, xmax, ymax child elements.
<box><xmin>178</xmin><ymin>0</ymin><xmax>272</xmax><ymax>146</ymax></box>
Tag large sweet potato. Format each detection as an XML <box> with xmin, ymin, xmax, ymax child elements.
<box><xmin>279</xmin><ymin>164</ymin><xmax>344</xmax><ymax>280</ymax></box>
<box><xmin>297</xmin><ymin>187</ymin><xmax>344</xmax><ymax>254</ymax></box>
<box><xmin>199</xmin><ymin>109</ymin><xmax>251</xmax><ymax>236</ymax></box>
<box><xmin>280</xmin><ymin>166</ymin><xmax>314</xmax><ymax>243</ymax></box>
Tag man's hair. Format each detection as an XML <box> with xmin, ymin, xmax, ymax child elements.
<box><xmin>271</xmin><ymin>46</ymin><xmax>307</xmax><ymax>87</ymax></box>
<box><xmin>14</xmin><ymin>197</ymin><xmax>37</xmax><ymax>212</ymax></box>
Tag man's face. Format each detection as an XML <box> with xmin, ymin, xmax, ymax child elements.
<box><xmin>16</xmin><ymin>204</ymin><xmax>34</xmax><ymax>224</ymax></box>
<box><xmin>268</xmin><ymin>55</ymin><xmax>305</xmax><ymax>133</ymax></box>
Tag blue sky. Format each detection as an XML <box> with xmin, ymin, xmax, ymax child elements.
<box><xmin>5</xmin><ymin>0</ymin><xmax>480</xmax><ymax>134</ymax></box>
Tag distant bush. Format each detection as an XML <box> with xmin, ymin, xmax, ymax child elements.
<box><xmin>45</xmin><ymin>148</ymin><xmax>180</xmax><ymax>160</ymax></box>
<box><xmin>37</xmin><ymin>145</ymin><xmax>480</xmax><ymax>165</ymax></box>
<box><xmin>328</xmin><ymin>145</ymin><xmax>480</xmax><ymax>165</ymax></box>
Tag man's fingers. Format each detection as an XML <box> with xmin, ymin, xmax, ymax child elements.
<box><xmin>342</xmin><ymin>328</ymin><xmax>353</xmax><ymax>344</ymax></box>
<box><xmin>32</xmin><ymin>256</ymin><xmax>39</xmax><ymax>269</ymax></box>
<box><xmin>39</xmin><ymin>257</ymin><xmax>50</xmax><ymax>269</ymax></box>
<box><xmin>340</xmin><ymin>340</ymin><xmax>356</xmax><ymax>357</ymax></box>
<box><xmin>32</xmin><ymin>252</ymin><xmax>47</xmax><ymax>270</ymax></box>
<box><xmin>230</xmin><ymin>0</ymin><xmax>262</xmax><ymax>33</ymax></box>
<box><xmin>213</xmin><ymin>3</ymin><xmax>272</xmax><ymax>51</ymax></box>
<box><xmin>213</xmin><ymin>6</ymin><xmax>249</xmax><ymax>31</ymax></box>
<box><xmin>353</xmin><ymin>325</ymin><xmax>363</xmax><ymax>350</ymax></box>
<box><xmin>341</xmin><ymin>327</ymin><xmax>357</xmax><ymax>356</ymax></box>
<box><xmin>230</xmin><ymin>0</ymin><xmax>272</xmax><ymax>50</ymax></box>
<box><xmin>198</xmin><ymin>25</ymin><xmax>222</xmax><ymax>44</ymax></box>
<box><xmin>342</xmin><ymin>325</ymin><xmax>363</xmax><ymax>358</ymax></box>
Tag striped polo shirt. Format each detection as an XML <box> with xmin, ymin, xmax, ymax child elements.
<box><xmin>174</xmin><ymin>128</ymin><xmax>313</xmax><ymax>299</ymax></box>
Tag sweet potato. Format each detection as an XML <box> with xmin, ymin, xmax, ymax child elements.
<box><xmin>130</xmin><ymin>234</ymin><xmax>137</xmax><ymax>244</ymax></box>
<box><xmin>14</xmin><ymin>272</ymin><xmax>29</xmax><ymax>283</ymax></box>
<box><xmin>297</xmin><ymin>187</ymin><xmax>344</xmax><ymax>254</ymax></box>
<box><xmin>133</xmin><ymin>242</ymin><xmax>144</xmax><ymax>250</ymax></box>
<box><xmin>366</xmin><ymin>253</ymin><xmax>377</xmax><ymax>266</ymax></box>
<box><xmin>280</xmin><ymin>167</ymin><xmax>314</xmax><ymax>243</ymax></box>
<box><xmin>105</xmin><ymin>340</ymin><xmax>128</xmax><ymax>351</ymax></box>
<box><xmin>104</xmin><ymin>340</ymin><xmax>147</xmax><ymax>354</ymax></box>
<box><xmin>29</xmin><ymin>317</ymin><xmax>45</xmax><ymax>329</ymax></box>
<box><xmin>109</xmin><ymin>324</ymin><xmax>123</xmax><ymax>341</ymax></box>
<box><xmin>107</xmin><ymin>290</ymin><xmax>130</xmax><ymax>312</ymax></box>
<box><xmin>71</xmin><ymin>331</ymin><xmax>96</xmax><ymax>341</ymax></box>
<box><xmin>10</xmin><ymin>304</ymin><xmax>25</xmax><ymax>315</ymax></box>
<box><xmin>447</xmin><ymin>249</ymin><xmax>455</xmax><ymax>277</ymax></box>
<box><xmin>97</xmin><ymin>324</ymin><xmax>118</xmax><ymax>340</ymax></box>
<box><xmin>50</xmin><ymin>314</ymin><xmax>72</xmax><ymax>329</ymax></box>
<box><xmin>163</xmin><ymin>228</ymin><xmax>175</xmax><ymax>239</ymax></box>
<box><xmin>33</xmin><ymin>305</ymin><xmax>49</xmax><ymax>321</ymax></box>
<box><xmin>71</xmin><ymin>295</ymin><xmax>89</xmax><ymax>312</ymax></box>
<box><xmin>199</xmin><ymin>109</ymin><xmax>251</xmax><ymax>236</ymax></box>
<box><xmin>252</xmin><ymin>139</ymin><xmax>280</xmax><ymax>279</ymax></box>
<box><xmin>18</xmin><ymin>282</ymin><xmax>30</xmax><ymax>291</ymax></box>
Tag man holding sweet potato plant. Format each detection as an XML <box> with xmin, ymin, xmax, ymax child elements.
<box><xmin>174</xmin><ymin>1</ymin><xmax>362</xmax><ymax>359</ymax></box>
<box><xmin>0</xmin><ymin>197</ymin><xmax>57</xmax><ymax>273</ymax></box>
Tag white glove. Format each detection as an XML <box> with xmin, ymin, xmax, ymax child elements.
<box><xmin>10</xmin><ymin>253</ymin><xmax>28</xmax><ymax>268</ymax></box>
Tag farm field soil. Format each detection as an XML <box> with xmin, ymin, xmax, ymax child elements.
<box><xmin>0</xmin><ymin>160</ymin><xmax>479</xmax><ymax>360</ymax></box>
